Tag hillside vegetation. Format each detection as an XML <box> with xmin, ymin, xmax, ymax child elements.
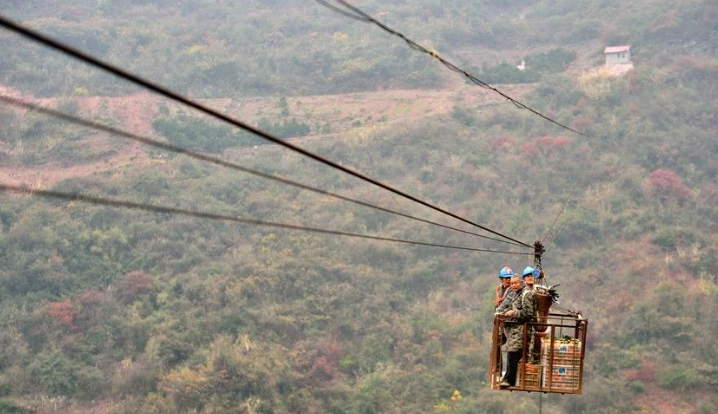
<box><xmin>0</xmin><ymin>1</ymin><xmax>717</xmax><ymax>413</ymax></box>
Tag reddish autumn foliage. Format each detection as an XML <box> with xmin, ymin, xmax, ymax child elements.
<box><xmin>624</xmin><ymin>368</ymin><xmax>639</xmax><ymax>382</ymax></box>
<box><xmin>625</xmin><ymin>359</ymin><xmax>656</xmax><ymax>382</ymax></box>
<box><xmin>637</xmin><ymin>360</ymin><xmax>656</xmax><ymax>382</ymax></box>
<box><xmin>78</xmin><ymin>290</ymin><xmax>105</xmax><ymax>305</ymax></box>
<box><xmin>644</xmin><ymin>169</ymin><xmax>694</xmax><ymax>200</ymax></box>
<box><xmin>292</xmin><ymin>340</ymin><xmax>345</xmax><ymax>387</ymax></box>
<box><xmin>520</xmin><ymin>136</ymin><xmax>573</xmax><ymax>156</ymax></box>
<box><xmin>48</xmin><ymin>300</ymin><xmax>76</xmax><ymax>330</ymax></box>
<box><xmin>321</xmin><ymin>341</ymin><xmax>344</xmax><ymax>363</ymax></box>
<box><xmin>490</xmin><ymin>135</ymin><xmax>515</xmax><ymax>152</ymax></box>
<box><xmin>307</xmin><ymin>356</ymin><xmax>339</xmax><ymax>383</ymax></box>
<box><xmin>308</xmin><ymin>342</ymin><xmax>344</xmax><ymax>385</ymax></box>
<box><xmin>118</xmin><ymin>271</ymin><xmax>155</xmax><ymax>303</ymax></box>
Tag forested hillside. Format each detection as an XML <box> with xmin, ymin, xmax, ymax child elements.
<box><xmin>0</xmin><ymin>1</ymin><xmax>717</xmax><ymax>413</ymax></box>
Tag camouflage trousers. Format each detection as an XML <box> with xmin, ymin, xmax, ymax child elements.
<box><xmin>502</xmin><ymin>322</ymin><xmax>534</xmax><ymax>354</ymax></box>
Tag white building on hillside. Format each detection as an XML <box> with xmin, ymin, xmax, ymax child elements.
<box><xmin>604</xmin><ymin>45</ymin><xmax>632</xmax><ymax>66</ymax></box>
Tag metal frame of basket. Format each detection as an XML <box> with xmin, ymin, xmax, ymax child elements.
<box><xmin>489</xmin><ymin>310</ymin><xmax>588</xmax><ymax>394</ymax></box>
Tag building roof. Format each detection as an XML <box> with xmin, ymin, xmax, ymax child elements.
<box><xmin>604</xmin><ymin>45</ymin><xmax>631</xmax><ymax>54</ymax></box>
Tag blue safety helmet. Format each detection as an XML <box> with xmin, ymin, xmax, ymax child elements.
<box><xmin>498</xmin><ymin>267</ymin><xmax>514</xmax><ymax>278</ymax></box>
<box><xmin>522</xmin><ymin>266</ymin><xmax>535</xmax><ymax>277</ymax></box>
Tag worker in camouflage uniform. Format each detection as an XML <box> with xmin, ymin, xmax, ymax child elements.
<box><xmin>522</xmin><ymin>266</ymin><xmax>541</xmax><ymax>362</ymax></box>
<box><xmin>499</xmin><ymin>275</ymin><xmax>537</xmax><ymax>387</ymax></box>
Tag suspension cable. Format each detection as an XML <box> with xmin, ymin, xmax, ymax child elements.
<box><xmin>0</xmin><ymin>184</ymin><xmax>533</xmax><ymax>256</ymax></box>
<box><xmin>315</xmin><ymin>0</ymin><xmax>588</xmax><ymax>137</ymax></box>
<box><xmin>314</xmin><ymin>0</ymin><xmax>369</xmax><ymax>21</ymax></box>
<box><xmin>0</xmin><ymin>94</ymin><xmax>526</xmax><ymax>247</ymax></box>
<box><xmin>541</xmin><ymin>192</ymin><xmax>574</xmax><ymax>244</ymax></box>
<box><xmin>0</xmin><ymin>15</ymin><xmax>533</xmax><ymax>249</ymax></box>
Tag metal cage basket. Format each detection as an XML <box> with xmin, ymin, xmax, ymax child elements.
<box><xmin>489</xmin><ymin>310</ymin><xmax>588</xmax><ymax>394</ymax></box>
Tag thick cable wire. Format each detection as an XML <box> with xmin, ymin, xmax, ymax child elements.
<box><xmin>0</xmin><ymin>184</ymin><xmax>532</xmax><ymax>256</ymax></box>
<box><xmin>541</xmin><ymin>192</ymin><xmax>574</xmax><ymax>244</ymax></box>
<box><xmin>0</xmin><ymin>15</ymin><xmax>533</xmax><ymax>249</ymax></box>
<box><xmin>543</xmin><ymin>219</ymin><xmax>569</xmax><ymax>252</ymax></box>
<box><xmin>541</xmin><ymin>146</ymin><xmax>603</xmax><ymax>251</ymax></box>
<box><xmin>316</xmin><ymin>0</ymin><xmax>589</xmax><ymax>137</ymax></box>
<box><xmin>314</xmin><ymin>0</ymin><xmax>369</xmax><ymax>21</ymax></box>
<box><xmin>0</xmin><ymin>95</ymin><xmax>525</xmax><ymax>248</ymax></box>
<box><xmin>542</xmin><ymin>174</ymin><xmax>604</xmax><ymax>253</ymax></box>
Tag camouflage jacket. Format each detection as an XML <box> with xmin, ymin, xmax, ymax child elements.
<box><xmin>503</xmin><ymin>287</ymin><xmax>537</xmax><ymax>352</ymax></box>
<box><xmin>496</xmin><ymin>288</ymin><xmax>516</xmax><ymax>313</ymax></box>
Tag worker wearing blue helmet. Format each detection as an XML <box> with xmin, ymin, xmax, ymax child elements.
<box><xmin>493</xmin><ymin>267</ymin><xmax>514</xmax><ymax>382</ymax></box>
<box><xmin>522</xmin><ymin>266</ymin><xmax>535</xmax><ymax>291</ymax></box>
<box><xmin>493</xmin><ymin>267</ymin><xmax>514</xmax><ymax>309</ymax></box>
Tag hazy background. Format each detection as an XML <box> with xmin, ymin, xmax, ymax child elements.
<box><xmin>0</xmin><ymin>1</ymin><xmax>717</xmax><ymax>413</ymax></box>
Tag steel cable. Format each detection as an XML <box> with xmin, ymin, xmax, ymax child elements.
<box><xmin>0</xmin><ymin>14</ymin><xmax>533</xmax><ymax>248</ymax></box>
<box><xmin>316</xmin><ymin>0</ymin><xmax>588</xmax><ymax>137</ymax></box>
<box><xmin>0</xmin><ymin>94</ymin><xmax>526</xmax><ymax>247</ymax></box>
<box><xmin>0</xmin><ymin>184</ymin><xmax>533</xmax><ymax>256</ymax></box>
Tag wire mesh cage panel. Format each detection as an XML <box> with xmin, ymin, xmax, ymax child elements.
<box><xmin>489</xmin><ymin>311</ymin><xmax>588</xmax><ymax>394</ymax></box>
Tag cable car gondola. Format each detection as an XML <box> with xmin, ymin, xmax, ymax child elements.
<box><xmin>489</xmin><ymin>242</ymin><xmax>588</xmax><ymax>394</ymax></box>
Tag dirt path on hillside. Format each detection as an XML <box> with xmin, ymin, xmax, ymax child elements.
<box><xmin>0</xmin><ymin>83</ymin><xmax>534</xmax><ymax>188</ymax></box>
<box><xmin>0</xmin><ymin>90</ymin><xmax>160</xmax><ymax>187</ymax></box>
